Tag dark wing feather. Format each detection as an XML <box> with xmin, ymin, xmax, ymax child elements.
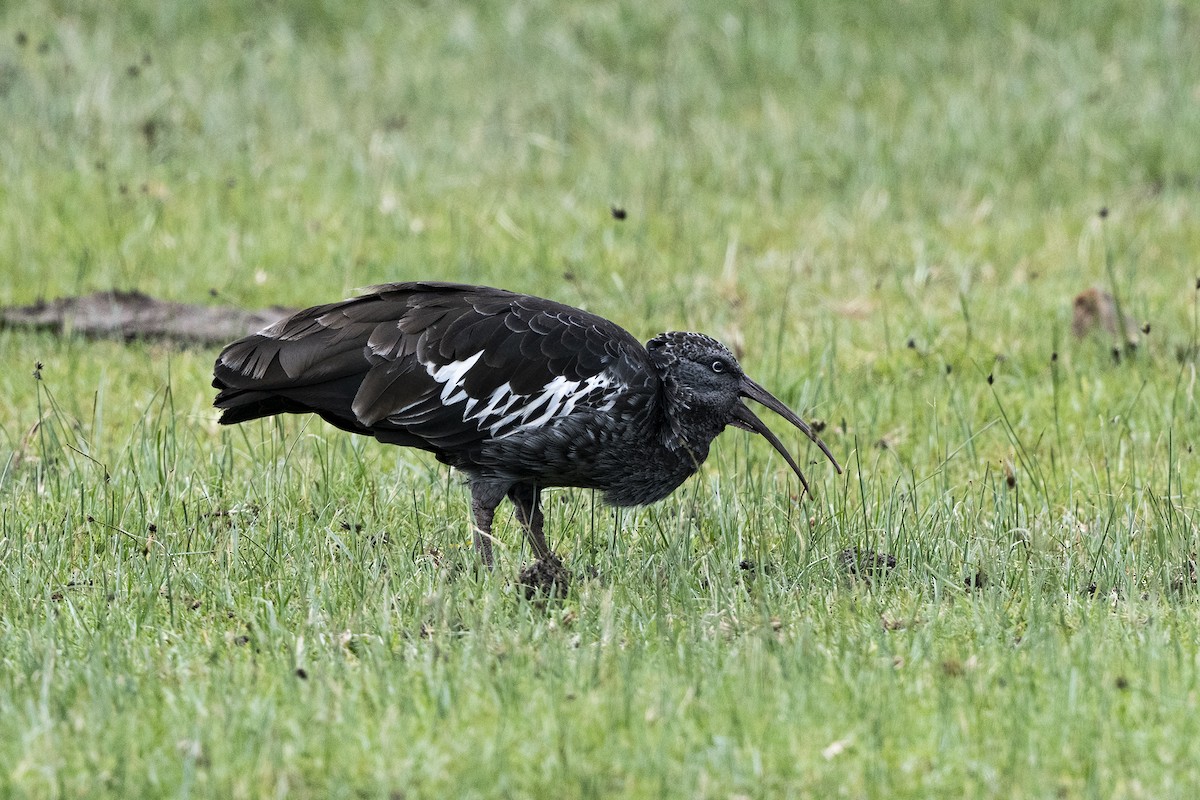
<box><xmin>213</xmin><ymin>282</ymin><xmax>654</xmax><ymax>462</ymax></box>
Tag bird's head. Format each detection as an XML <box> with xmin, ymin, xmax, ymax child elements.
<box><xmin>646</xmin><ymin>331</ymin><xmax>842</xmax><ymax>495</ymax></box>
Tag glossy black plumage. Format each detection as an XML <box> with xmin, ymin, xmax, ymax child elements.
<box><xmin>213</xmin><ymin>281</ymin><xmax>841</xmax><ymax>569</ymax></box>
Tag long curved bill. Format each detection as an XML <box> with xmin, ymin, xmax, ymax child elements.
<box><xmin>730</xmin><ymin>377</ymin><xmax>843</xmax><ymax>497</ymax></box>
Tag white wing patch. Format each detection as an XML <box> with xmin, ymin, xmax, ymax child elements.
<box><xmin>483</xmin><ymin>371</ymin><xmax>622</xmax><ymax>437</ymax></box>
<box><xmin>429</xmin><ymin>350</ymin><xmax>483</xmax><ymax>406</ymax></box>
<box><xmin>404</xmin><ymin>349</ymin><xmax>623</xmax><ymax>437</ymax></box>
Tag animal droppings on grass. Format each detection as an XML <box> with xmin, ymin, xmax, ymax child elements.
<box><xmin>1051</xmin><ymin>351</ymin><xmax>1058</xmax><ymax>362</ymax></box>
<box><xmin>1114</xmin><ymin>676</ymin><xmax>1129</xmax><ymax>690</ymax></box>
<box><xmin>611</xmin><ymin>206</ymin><xmax>627</xmax><ymax>220</ymax></box>
<box><xmin>126</xmin><ymin>64</ymin><xmax>140</xmax><ymax>78</ymax></box>
<box><xmin>1098</xmin><ymin>207</ymin><xmax>1109</xmax><ymax>218</ymax></box>
<box><xmin>987</xmin><ymin>373</ymin><xmax>994</xmax><ymax>385</ymax></box>
<box><xmin>1142</xmin><ymin>323</ymin><xmax>1151</xmax><ymax>334</ymax></box>
<box><xmin>840</xmin><ymin>548</ymin><xmax>897</xmax><ymax>581</ymax></box>
<box><xmin>738</xmin><ymin>559</ymin><xmax>776</xmax><ymax>584</ymax></box>
<box><xmin>295</xmin><ymin>668</ymin><xmax>308</xmax><ymax>680</ymax></box>
<box><xmin>519</xmin><ymin>554</ymin><xmax>570</xmax><ymax>601</ymax></box>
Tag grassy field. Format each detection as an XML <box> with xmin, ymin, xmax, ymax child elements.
<box><xmin>2</xmin><ymin>0</ymin><xmax>1200</xmax><ymax>796</ymax></box>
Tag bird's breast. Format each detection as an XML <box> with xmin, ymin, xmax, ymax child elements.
<box><xmin>470</xmin><ymin>400</ymin><xmax>709</xmax><ymax>507</ymax></box>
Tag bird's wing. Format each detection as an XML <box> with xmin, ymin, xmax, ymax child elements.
<box><xmin>214</xmin><ymin>282</ymin><xmax>653</xmax><ymax>451</ymax></box>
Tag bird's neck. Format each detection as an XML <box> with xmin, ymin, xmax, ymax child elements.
<box><xmin>658</xmin><ymin>384</ymin><xmax>725</xmax><ymax>466</ymax></box>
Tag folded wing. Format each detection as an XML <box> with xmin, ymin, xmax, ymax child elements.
<box><xmin>213</xmin><ymin>282</ymin><xmax>651</xmax><ymax>459</ymax></box>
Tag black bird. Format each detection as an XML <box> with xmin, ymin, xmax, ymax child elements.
<box><xmin>213</xmin><ymin>282</ymin><xmax>841</xmax><ymax>570</ymax></box>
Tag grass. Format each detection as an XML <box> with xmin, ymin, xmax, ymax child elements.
<box><xmin>2</xmin><ymin>0</ymin><xmax>1200</xmax><ymax>796</ymax></box>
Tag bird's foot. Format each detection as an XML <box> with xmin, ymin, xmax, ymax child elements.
<box><xmin>518</xmin><ymin>553</ymin><xmax>569</xmax><ymax>600</ymax></box>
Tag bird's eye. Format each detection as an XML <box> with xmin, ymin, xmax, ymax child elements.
<box><xmin>711</xmin><ymin>360</ymin><xmax>726</xmax><ymax>373</ymax></box>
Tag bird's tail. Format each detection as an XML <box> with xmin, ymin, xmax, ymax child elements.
<box><xmin>211</xmin><ymin>380</ymin><xmax>295</xmax><ymax>426</ymax></box>
<box><xmin>212</xmin><ymin>326</ymin><xmax>370</xmax><ymax>432</ymax></box>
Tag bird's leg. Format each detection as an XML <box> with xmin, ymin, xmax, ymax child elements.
<box><xmin>469</xmin><ymin>482</ymin><xmax>509</xmax><ymax>570</ymax></box>
<box><xmin>507</xmin><ymin>483</ymin><xmax>553</xmax><ymax>561</ymax></box>
<box><xmin>471</xmin><ymin>502</ymin><xmax>496</xmax><ymax>569</ymax></box>
<box><xmin>510</xmin><ymin>483</ymin><xmax>569</xmax><ymax>599</ymax></box>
